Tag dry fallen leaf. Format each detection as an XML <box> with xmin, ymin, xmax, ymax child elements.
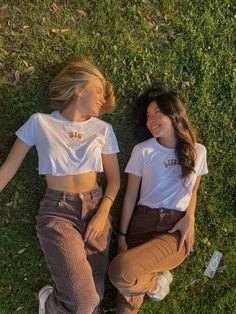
<box><xmin>51</xmin><ymin>28</ymin><xmax>61</xmax><ymax>33</ymax></box>
<box><xmin>51</xmin><ymin>28</ymin><xmax>69</xmax><ymax>33</ymax></box>
<box><xmin>77</xmin><ymin>9</ymin><xmax>87</xmax><ymax>17</ymax></box>
<box><xmin>181</xmin><ymin>81</ymin><xmax>190</xmax><ymax>90</ymax></box>
<box><xmin>22</xmin><ymin>59</ymin><xmax>29</xmax><ymax>67</ymax></box>
<box><xmin>21</xmin><ymin>217</ymin><xmax>31</xmax><ymax>224</ymax></box>
<box><xmin>15</xmin><ymin>190</ymin><xmax>19</xmax><ymax>200</ymax></box>
<box><xmin>13</xmin><ymin>70</ymin><xmax>20</xmax><ymax>85</ymax></box>
<box><xmin>26</xmin><ymin>66</ymin><xmax>35</xmax><ymax>74</ymax></box>
<box><xmin>6</xmin><ymin>201</ymin><xmax>14</xmax><ymax>206</ymax></box>
<box><xmin>14</xmin><ymin>6</ymin><xmax>22</xmax><ymax>14</ymax></box>
<box><xmin>1</xmin><ymin>4</ymin><xmax>8</xmax><ymax>11</ymax></box>
<box><xmin>18</xmin><ymin>248</ymin><xmax>26</xmax><ymax>255</ymax></box>
<box><xmin>16</xmin><ymin>306</ymin><xmax>24</xmax><ymax>311</ymax></box>
<box><xmin>146</xmin><ymin>73</ymin><xmax>152</xmax><ymax>84</ymax></box>
<box><xmin>22</xmin><ymin>25</ymin><xmax>30</xmax><ymax>29</ymax></box>
<box><xmin>217</xmin><ymin>265</ymin><xmax>226</xmax><ymax>273</ymax></box>
<box><xmin>52</xmin><ymin>3</ymin><xmax>59</xmax><ymax>13</ymax></box>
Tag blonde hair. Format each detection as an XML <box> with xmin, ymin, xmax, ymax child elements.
<box><xmin>48</xmin><ymin>57</ymin><xmax>115</xmax><ymax>113</ymax></box>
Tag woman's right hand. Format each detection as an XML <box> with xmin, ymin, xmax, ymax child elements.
<box><xmin>117</xmin><ymin>235</ymin><xmax>128</xmax><ymax>254</ymax></box>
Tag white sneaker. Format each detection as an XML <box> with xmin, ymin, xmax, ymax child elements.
<box><xmin>38</xmin><ymin>285</ymin><xmax>53</xmax><ymax>314</ymax></box>
<box><xmin>146</xmin><ymin>271</ymin><xmax>173</xmax><ymax>301</ymax></box>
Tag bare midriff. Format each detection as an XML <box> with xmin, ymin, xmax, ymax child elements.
<box><xmin>45</xmin><ymin>172</ymin><xmax>98</xmax><ymax>193</ymax></box>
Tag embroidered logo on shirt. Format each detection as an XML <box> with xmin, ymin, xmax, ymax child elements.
<box><xmin>163</xmin><ymin>159</ymin><xmax>179</xmax><ymax>168</ymax></box>
<box><xmin>67</xmin><ymin>132</ymin><xmax>82</xmax><ymax>149</ymax></box>
<box><xmin>69</xmin><ymin>132</ymin><xmax>82</xmax><ymax>139</ymax></box>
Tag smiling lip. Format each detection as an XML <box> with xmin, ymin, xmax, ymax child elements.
<box><xmin>151</xmin><ymin>125</ymin><xmax>161</xmax><ymax>131</ymax></box>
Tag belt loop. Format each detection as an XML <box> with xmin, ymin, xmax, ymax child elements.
<box><xmin>63</xmin><ymin>191</ymin><xmax>66</xmax><ymax>202</ymax></box>
<box><xmin>90</xmin><ymin>191</ymin><xmax>93</xmax><ymax>200</ymax></box>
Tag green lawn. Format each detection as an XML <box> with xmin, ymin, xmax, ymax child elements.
<box><xmin>0</xmin><ymin>0</ymin><xmax>235</xmax><ymax>313</ymax></box>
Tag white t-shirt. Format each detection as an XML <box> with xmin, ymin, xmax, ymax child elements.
<box><xmin>16</xmin><ymin>111</ymin><xmax>119</xmax><ymax>176</ymax></box>
<box><xmin>125</xmin><ymin>138</ymin><xmax>208</xmax><ymax>212</ymax></box>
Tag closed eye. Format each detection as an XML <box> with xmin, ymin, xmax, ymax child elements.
<box><xmin>96</xmin><ymin>88</ymin><xmax>103</xmax><ymax>94</ymax></box>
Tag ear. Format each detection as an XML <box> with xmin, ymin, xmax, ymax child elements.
<box><xmin>75</xmin><ymin>86</ymin><xmax>83</xmax><ymax>98</ymax></box>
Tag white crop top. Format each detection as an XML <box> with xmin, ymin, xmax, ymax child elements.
<box><xmin>125</xmin><ymin>138</ymin><xmax>208</xmax><ymax>212</ymax></box>
<box><xmin>16</xmin><ymin>111</ymin><xmax>119</xmax><ymax>176</ymax></box>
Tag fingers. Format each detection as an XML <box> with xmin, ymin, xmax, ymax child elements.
<box><xmin>168</xmin><ymin>226</ymin><xmax>177</xmax><ymax>233</ymax></box>
<box><xmin>189</xmin><ymin>237</ymin><xmax>194</xmax><ymax>253</ymax></box>
<box><xmin>169</xmin><ymin>221</ymin><xmax>180</xmax><ymax>234</ymax></box>
<box><xmin>178</xmin><ymin>234</ymin><xmax>185</xmax><ymax>252</ymax></box>
<box><xmin>185</xmin><ymin>239</ymin><xmax>190</xmax><ymax>255</ymax></box>
<box><xmin>84</xmin><ymin>225</ymin><xmax>101</xmax><ymax>242</ymax></box>
<box><xmin>184</xmin><ymin>237</ymin><xmax>194</xmax><ymax>256</ymax></box>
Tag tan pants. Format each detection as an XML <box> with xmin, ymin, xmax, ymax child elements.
<box><xmin>109</xmin><ymin>205</ymin><xmax>187</xmax><ymax>314</ymax></box>
<box><xmin>36</xmin><ymin>187</ymin><xmax>112</xmax><ymax>314</ymax></box>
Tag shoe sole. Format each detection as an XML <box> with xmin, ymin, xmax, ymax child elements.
<box><xmin>164</xmin><ymin>271</ymin><xmax>173</xmax><ymax>285</ymax></box>
<box><xmin>147</xmin><ymin>271</ymin><xmax>173</xmax><ymax>302</ymax></box>
<box><xmin>38</xmin><ymin>285</ymin><xmax>53</xmax><ymax>314</ymax></box>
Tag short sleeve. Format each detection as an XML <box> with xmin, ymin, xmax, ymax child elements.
<box><xmin>125</xmin><ymin>145</ymin><xmax>143</xmax><ymax>177</ymax></box>
<box><xmin>15</xmin><ymin>113</ymin><xmax>39</xmax><ymax>146</ymax></box>
<box><xmin>197</xmin><ymin>145</ymin><xmax>208</xmax><ymax>176</ymax></box>
<box><xmin>102</xmin><ymin>124</ymin><xmax>120</xmax><ymax>154</ymax></box>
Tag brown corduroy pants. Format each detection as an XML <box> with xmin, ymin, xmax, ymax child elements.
<box><xmin>36</xmin><ymin>187</ymin><xmax>112</xmax><ymax>314</ymax></box>
<box><xmin>109</xmin><ymin>205</ymin><xmax>187</xmax><ymax>314</ymax></box>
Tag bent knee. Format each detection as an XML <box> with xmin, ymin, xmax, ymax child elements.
<box><xmin>108</xmin><ymin>253</ymin><xmax>135</xmax><ymax>288</ymax></box>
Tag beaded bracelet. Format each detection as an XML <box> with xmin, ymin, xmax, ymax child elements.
<box><xmin>103</xmin><ymin>195</ymin><xmax>114</xmax><ymax>203</ymax></box>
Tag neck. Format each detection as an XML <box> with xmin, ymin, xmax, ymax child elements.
<box><xmin>61</xmin><ymin>106</ymin><xmax>89</xmax><ymax>122</ymax></box>
<box><xmin>157</xmin><ymin>135</ymin><xmax>177</xmax><ymax>149</ymax></box>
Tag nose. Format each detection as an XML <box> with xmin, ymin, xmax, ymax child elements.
<box><xmin>147</xmin><ymin>116</ymin><xmax>155</xmax><ymax>123</ymax></box>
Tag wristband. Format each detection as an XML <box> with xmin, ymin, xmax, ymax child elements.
<box><xmin>117</xmin><ymin>230</ymin><xmax>127</xmax><ymax>237</ymax></box>
<box><xmin>104</xmin><ymin>195</ymin><xmax>114</xmax><ymax>203</ymax></box>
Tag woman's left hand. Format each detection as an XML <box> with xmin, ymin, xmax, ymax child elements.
<box><xmin>168</xmin><ymin>214</ymin><xmax>195</xmax><ymax>256</ymax></box>
<box><xmin>84</xmin><ymin>211</ymin><xmax>108</xmax><ymax>242</ymax></box>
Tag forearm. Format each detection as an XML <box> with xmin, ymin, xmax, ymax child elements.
<box><xmin>0</xmin><ymin>163</ymin><xmax>17</xmax><ymax>192</ymax></box>
<box><xmin>186</xmin><ymin>192</ymin><xmax>197</xmax><ymax>219</ymax></box>
<box><xmin>119</xmin><ymin>174</ymin><xmax>141</xmax><ymax>234</ymax></box>
<box><xmin>119</xmin><ymin>194</ymin><xmax>137</xmax><ymax>234</ymax></box>
<box><xmin>97</xmin><ymin>176</ymin><xmax>120</xmax><ymax>216</ymax></box>
<box><xmin>186</xmin><ymin>176</ymin><xmax>201</xmax><ymax>219</ymax></box>
<box><xmin>0</xmin><ymin>139</ymin><xmax>31</xmax><ymax>192</ymax></box>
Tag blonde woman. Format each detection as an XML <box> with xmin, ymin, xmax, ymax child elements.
<box><xmin>0</xmin><ymin>57</ymin><xmax>120</xmax><ymax>314</ymax></box>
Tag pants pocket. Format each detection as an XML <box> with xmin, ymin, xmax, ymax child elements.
<box><xmin>157</xmin><ymin>212</ymin><xmax>185</xmax><ymax>232</ymax></box>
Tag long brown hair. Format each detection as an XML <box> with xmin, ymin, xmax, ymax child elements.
<box><xmin>135</xmin><ymin>86</ymin><xmax>197</xmax><ymax>179</ymax></box>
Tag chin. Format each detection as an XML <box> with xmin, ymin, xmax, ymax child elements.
<box><xmin>91</xmin><ymin>111</ymin><xmax>100</xmax><ymax>117</ymax></box>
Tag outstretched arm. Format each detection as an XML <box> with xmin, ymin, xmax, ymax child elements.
<box><xmin>169</xmin><ymin>176</ymin><xmax>201</xmax><ymax>255</ymax></box>
<box><xmin>84</xmin><ymin>153</ymin><xmax>120</xmax><ymax>241</ymax></box>
<box><xmin>117</xmin><ymin>173</ymin><xmax>141</xmax><ymax>253</ymax></box>
<box><xmin>0</xmin><ymin>138</ymin><xmax>31</xmax><ymax>192</ymax></box>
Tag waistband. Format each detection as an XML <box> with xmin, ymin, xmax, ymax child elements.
<box><xmin>137</xmin><ymin>205</ymin><xmax>186</xmax><ymax>216</ymax></box>
<box><xmin>44</xmin><ymin>186</ymin><xmax>103</xmax><ymax>201</ymax></box>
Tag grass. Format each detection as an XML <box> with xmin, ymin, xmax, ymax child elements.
<box><xmin>0</xmin><ymin>0</ymin><xmax>235</xmax><ymax>313</ymax></box>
